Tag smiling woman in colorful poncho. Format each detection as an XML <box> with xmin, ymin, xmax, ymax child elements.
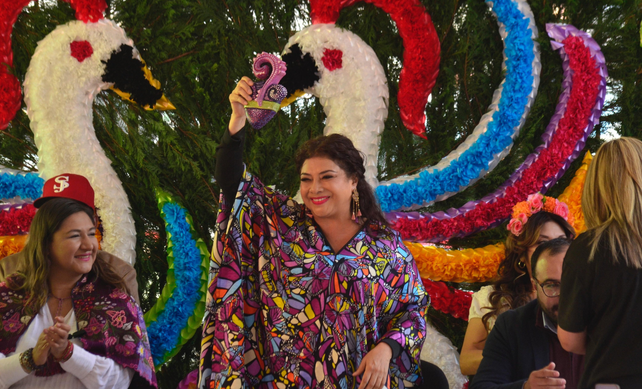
<box><xmin>199</xmin><ymin>77</ymin><xmax>429</xmax><ymax>389</ymax></box>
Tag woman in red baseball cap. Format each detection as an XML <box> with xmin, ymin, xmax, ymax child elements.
<box><xmin>0</xmin><ymin>174</ymin><xmax>157</xmax><ymax>389</ymax></box>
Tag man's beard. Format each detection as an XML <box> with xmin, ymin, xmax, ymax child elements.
<box><xmin>541</xmin><ymin>302</ymin><xmax>559</xmax><ymax>326</ymax></box>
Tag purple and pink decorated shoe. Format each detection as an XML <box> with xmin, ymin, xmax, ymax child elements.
<box><xmin>244</xmin><ymin>53</ymin><xmax>288</xmax><ymax>129</ymax></box>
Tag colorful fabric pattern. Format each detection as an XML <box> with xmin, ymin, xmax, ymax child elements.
<box><xmin>0</xmin><ymin>273</ymin><xmax>157</xmax><ymax>387</ymax></box>
<box><xmin>199</xmin><ymin>168</ymin><xmax>428</xmax><ymax>389</ymax></box>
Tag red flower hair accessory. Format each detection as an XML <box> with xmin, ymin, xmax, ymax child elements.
<box><xmin>507</xmin><ymin>193</ymin><xmax>573</xmax><ymax>236</ymax></box>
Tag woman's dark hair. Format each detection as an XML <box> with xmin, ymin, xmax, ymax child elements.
<box><xmin>481</xmin><ymin>211</ymin><xmax>575</xmax><ymax>330</ymax></box>
<box><xmin>15</xmin><ymin>198</ymin><xmax>129</xmax><ymax>308</ymax></box>
<box><xmin>295</xmin><ymin>134</ymin><xmax>388</xmax><ymax>229</ymax></box>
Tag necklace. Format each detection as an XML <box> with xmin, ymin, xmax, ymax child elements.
<box><xmin>48</xmin><ymin>293</ymin><xmax>72</xmax><ymax>317</ymax></box>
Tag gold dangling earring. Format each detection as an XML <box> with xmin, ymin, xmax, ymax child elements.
<box><xmin>352</xmin><ymin>189</ymin><xmax>361</xmax><ymax>223</ymax></box>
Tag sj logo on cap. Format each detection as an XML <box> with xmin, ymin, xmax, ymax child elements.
<box><xmin>53</xmin><ymin>176</ymin><xmax>70</xmax><ymax>193</ymax></box>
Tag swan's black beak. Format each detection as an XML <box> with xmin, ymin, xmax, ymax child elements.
<box><xmin>102</xmin><ymin>44</ymin><xmax>174</xmax><ymax>110</ymax></box>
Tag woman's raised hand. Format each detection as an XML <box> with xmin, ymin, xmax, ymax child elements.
<box><xmin>229</xmin><ymin>76</ymin><xmax>254</xmax><ymax>135</ymax></box>
<box><xmin>353</xmin><ymin>342</ymin><xmax>393</xmax><ymax>389</ymax></box>
<box><xmin>32</xmin><ymin>332</ymin><xmax>51</xmax><ymax>366</ymax></box>
<box><xmin>44</xmin><ymin>316</ymin><xmax>71</xmax><ymax>360</ymax></box>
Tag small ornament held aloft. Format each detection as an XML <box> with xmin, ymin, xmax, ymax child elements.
<box><xmin>244</xmin><ymin>53</ymin><xmax>288</xmax><ymax>129</ymax></box>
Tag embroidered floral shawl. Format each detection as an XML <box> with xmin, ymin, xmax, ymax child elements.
<box><xmin>0</xmin><ymin>273</ymin><xmax>157</xmax><ymax>388</ymax></box>
<box><xmin>199</xmin><ymin>168</ymin><xmax>429</xmax><ymax>389</ymax></box>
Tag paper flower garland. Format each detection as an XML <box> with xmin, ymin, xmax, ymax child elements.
<box><xmin>422</xmin><ymin>278</ymin><xmax>472</xmax><ymax>321</ymax></box>
<box><xmin>405</xmin><ymin>149</ymin><xmax>592</xmax><ymax>284</ymax></box>
<box><xmin>0</xmin><ymin>0</ymin><xmax>31</xmax><ymax>130</ymax></box>
<box><xmin>61</xmin><ymin>0</ymin><xmax>107</xmax><ymax>23</ymax></box>
<box><xmin>0</xmin><ymin>204</ymin><xmax>35</xmax><ymax>236</ymax></box>
<box><xmin>0</xmin><ymin>168</ymin><xmax>44</xmax><ymax>200</ymax></box>
<box><xmin>558</xmin><ymin>151</ymin><xmax>592</xmax><ymax>235</ymax></box>
<box><xmin>0</xmin><ymin>235</ymin><xmax>27</xmax><ymax>260</ymax></box>
<box><xmin>389</xmin><ymin>24</ymin><xmax>607</xmax><ymax>243</ymax></box>
<box><xmin>408</xmin><ymin>242</ymin><xmax>506</xmax><ymax>283</ymax></box>
<box><xmin>0</xmin><ymin>168</ymin><xmax>41</xmax><ymax>238</ymax></box>
<box><xmin>144</xmin><ymin>190</ymin><xmax>210</xmax><ymax>365</ymax></box>
<box><xmin>376</xmin><ymin>0</ymin><xmax>541</xmax><ymax>211</ymax></box>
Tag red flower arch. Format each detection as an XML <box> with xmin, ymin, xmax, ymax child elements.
<box><xmin>309</xmin><ymin>0</ymin><xmax>441</xmax><ymax>138</ymax></box>
<box><xmin>0</xmin><ymin>0</ymin><xmax>106</xmax><ymax>130</ymax></box>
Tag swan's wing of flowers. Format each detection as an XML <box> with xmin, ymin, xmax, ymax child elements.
<box><xmin>144</xmin><ymin>189</ymin><xmax>210</xmax><ymax>366</ymax></box>
<box><xmin>376</xmin><ymin>0</ymin><xmax>540</xmax><ymax>212</ymax></box>
<box><xmin>388</xmin><ymin>24</ymin><xmax>607</xmax><ymax>243</ymax></box>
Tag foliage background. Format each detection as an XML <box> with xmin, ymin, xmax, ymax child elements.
<box><xmin>2</xmin><ymin>0</ymin><xmax>641</xmax><ymax>386</ymax></box>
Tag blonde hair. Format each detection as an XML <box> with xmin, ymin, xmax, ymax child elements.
<box><xmin>582</xmin><ymin>137</ymin><xmax>642</xmax><ymax>268</ymax></box>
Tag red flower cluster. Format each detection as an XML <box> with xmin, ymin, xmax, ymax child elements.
<box><xmin>309</xmin><ymin>0</ymin><xmax>440</xmax><ymax>138</ymax></box>
<box><xmin>0</xmin><ymin>0</ymin><xmax>31</xmax><ymax>130</ymax></box>
<box><xmin>0</xmin><ymin>205</ymin><xmax>36</xmax><ymax>235</ymax></box>
<box><xmin>0</xmin><ymin>72</ymin><xmax>21</xmax><ymax>131</ymax></box>
<box><xmin>321</xmin><ymin>48</ymin><xmax>343</xmax><ymax>71</ymax></box>
<box><xmin>62</xmin><ymin>0</ymin><xmax>106</xmax><ymax>23</ymax></box>
<box><xmin>393</xmin><ymin>36</ymin><xmax>602</xmax><ymax>242</ymax></box>
<box><xmin>70</xmin><ymin>40</ymin><xmax>94</xmax><ymax>62</ymax></box>
<box><xmin>422</xmin><ymin>278</ymin><xmax>472</xmax><ymax>321</ymax></box>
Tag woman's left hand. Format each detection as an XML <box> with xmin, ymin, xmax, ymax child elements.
<box><xmin>353</xmin><ymin>342</ymin><xmax>393</xmax><ymax>389</ymax></box>
<box><xmin>44</xmin><ymin>316</ymin><xmax>71</xmax><ymax>360</ymax></box>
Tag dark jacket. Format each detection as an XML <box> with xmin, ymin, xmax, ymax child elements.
<box><xmin>471</xmin><ymin>299</ymin><xmax>550</xmax><ymax>389</ymax></box>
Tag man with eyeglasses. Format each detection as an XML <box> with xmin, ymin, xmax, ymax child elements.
<box><xmin>471</xmin><ymin>238</ymin><xmax>584</xmax><ymax>389</ymax></box>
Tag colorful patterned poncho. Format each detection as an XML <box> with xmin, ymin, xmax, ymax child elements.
<box><xmin>200</xmin><ymin>168</ymin><xmax>428</xmax><ymax>389</ymax></box>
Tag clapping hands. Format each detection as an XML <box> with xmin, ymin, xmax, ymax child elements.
<box><xmin>42</xmin><ymin>316</ymin><xmax>72</xmax><ymax>361</ymax></box>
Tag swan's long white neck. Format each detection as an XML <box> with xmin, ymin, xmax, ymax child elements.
<box><xmin>24</xmin><ymin>20</ymin><xmax>137</xmax><ymax>264</ymax></box>
<box><xmin>285</xmin><ymin>24</ymin><xmax>389</xmax><ymax>187</ymax></box>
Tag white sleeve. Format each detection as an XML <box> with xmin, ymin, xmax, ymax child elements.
<box><xmin>468</xmin><ymin>285</ymin><xmax>494</xmax><ymax>320</ymax></box>
<box><xmin>60</xmin><ymin>345</ymin><xmax>134</xmax><ymax>388</ymax></box>
<box><xmin>0</xmin><ymin>352</ymin><xmax>29</xmax><ymax>389</ymax></box>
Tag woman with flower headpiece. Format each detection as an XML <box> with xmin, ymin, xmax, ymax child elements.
<box><xmin>199</xmin><ymin>77</ymin><xmax>428</xmax><ymax>389</ymax></box>
<box><xmin>558</xmin><ymin>137</ymin><xmax>642</xmax><ymax>388</ymax></box>
<box><xmin>459</xmin><ymin>193</ymin><xmax>575</xmax><ymax>376</ymax></box>
<box><xmin>0</xmin><ymin>173</ymin><xmax>156</xmax><ymax>389</ymax></box>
